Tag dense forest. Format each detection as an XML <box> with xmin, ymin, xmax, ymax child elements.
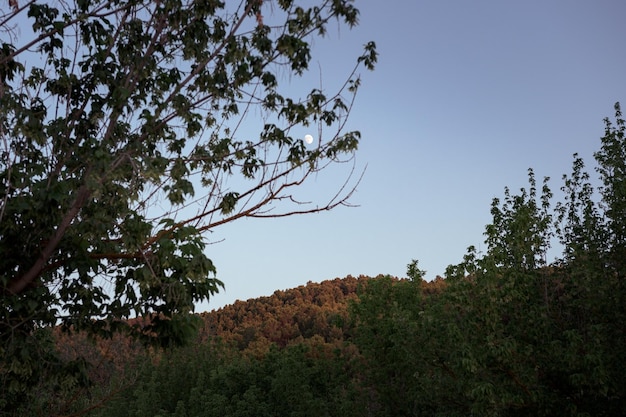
<box><xmin>47</xmin><ymin>275</ymin><xmax>449</xmax><ymax>416</ymax></box>
<box><xmin>46</xmin><ymin>257</ymin><xmax>623</xmax><ymax>417</ymax></box>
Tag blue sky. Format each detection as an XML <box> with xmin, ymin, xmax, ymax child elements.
<box><xmin>199</xmin><ymin>0</ymin><xmax>626</xmax><ymax>310</ymax></box>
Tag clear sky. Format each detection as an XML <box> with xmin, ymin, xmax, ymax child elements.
<box><xmin>198</xmin><ymin>0</ymin><xmax>626</xmax><ymax>311</ymax></box>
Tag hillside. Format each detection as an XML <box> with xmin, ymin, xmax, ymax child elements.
<box><xmin>198</xmin><ymin>275</ymin><xmax>367</xmax><ymax>350</ymax></box>
<box><xmin>54</xmin><ymin>276</ymin><xmax>377</xmax><ymax>368</ymax></box>
<box><xmin>54</xmin><ymin>275</ymin><xmax>442</xmax><ymax>385</ymax></box>
<box><xmin>197</xmin><ymin>274</ymin><xmax>447</xmax><ymax>353</ymax></box>
<box><xmin>51</xmin><ymin>263</ymin><xmax>625</xmax><ymax>417</ymax></box>
<box><xmin>63</xmin><ymin>274</ymin><xmax>446</xmax><ymax>417</ymax></box>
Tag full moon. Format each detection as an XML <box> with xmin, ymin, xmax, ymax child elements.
<box><xmin>304</xmin><ymin>134</ymin><xmax>314</xmax><ymax>144</ymax></box>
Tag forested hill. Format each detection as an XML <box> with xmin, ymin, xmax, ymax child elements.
<box><xmin>197</xmin><ymin>275</ymin><xmax>445</xmax><ymax>352</ymax></box>
<box><xmin>55</xmin><ymin>274</ymin><xmax>438</xmax><ymax>376</ymax></box>
<box><xmin>54</xmin><ymin>266</ymin><xmax>625</xmax><ymax>417</ymax></box>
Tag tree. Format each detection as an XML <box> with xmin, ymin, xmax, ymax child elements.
<box><xmin>0</xmin><ymin>0</ymin><xmax>376</xmax><ymax>413</ymax></box>
<box><xmin>594</xmin><ymin>102</ymin><xmax>626</xmax><ymax>268</ymax></box>
<box><xmin>351</xmin><ymin>105</ymin><xmax>626</xmax><ymax>416</ymax></box>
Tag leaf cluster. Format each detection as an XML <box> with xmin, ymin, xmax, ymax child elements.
<box><xmin>0</xmin><ymin>0</ymin><xmax>376</xmax><ymax>414</ymax></box>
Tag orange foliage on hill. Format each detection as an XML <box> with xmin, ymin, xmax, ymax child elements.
<box><xmin>198</xmin><ymin>274</ymin><xmax>447</xmax><ymax>356</ymax></box>
<box><xmin>199</xmin><ymin>275</ymin><xmax>367</xmax><ymax>351</ymax></box>
<box><xmin>53</xmin><ymin>275</ymin><xmax>447</xmax><ymax>383</ymax></box>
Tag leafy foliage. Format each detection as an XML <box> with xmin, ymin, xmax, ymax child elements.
<box><xmin>92</xmin><ymin>339</ymin><xmax>366</xmax><ymax>417</ymax></box>
<box><xmin>51</xmin><ymin>275</ymin><xmax>446</xmax><ymax>416</ymax></box>
<box><xmin>351</xmin><ymin>104</ymin><xmax>626</xmax><ymax>416</ymax></box>
<box><xmin>58</xmin><ymin>276</ymin><xmax>373</xmax><ymax>416</ymax></box>
<box><xmin>0</xmin><ymin>0</ymin><xmax>376</xmax><ymax>414</ymax></box>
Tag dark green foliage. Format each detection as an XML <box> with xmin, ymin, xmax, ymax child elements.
<box><xmin>350</xmin><ymin>104</ymin><xmax>626</xmax><ymax>417</ymax></box>
<box><xmin>93</xmin><ymin>340</ymin><xmax>366</xmax><ymax>417</ymax></box>
<box><xmin>350</xmin><ymin>275</ymin><xmax>429</xmax><ymax>416</ymax></box>
<box><xmin>595</xmin><ymin>103</ymin><xmax>626</xmax><ymax>260</ymax></box>
<box><xmin>0</xmin><ymin>0</ymin><xmax>376</xmax><ymax>414</ymax></box>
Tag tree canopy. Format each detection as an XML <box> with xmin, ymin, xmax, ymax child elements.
<box><xmin>0</xmin><ymin>0</ymin><xmax>376</xmax><ymax>412</ymax></box>
<box><xmin>351</xmin><ymin>104</ymin><xmax>626</xmax><ymax>417</ymax></box>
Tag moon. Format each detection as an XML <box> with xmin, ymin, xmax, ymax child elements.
<box><xmin>304</xmin><ymin>134</ymin><xmax>314</xmax><ymax>144</ymax></box>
